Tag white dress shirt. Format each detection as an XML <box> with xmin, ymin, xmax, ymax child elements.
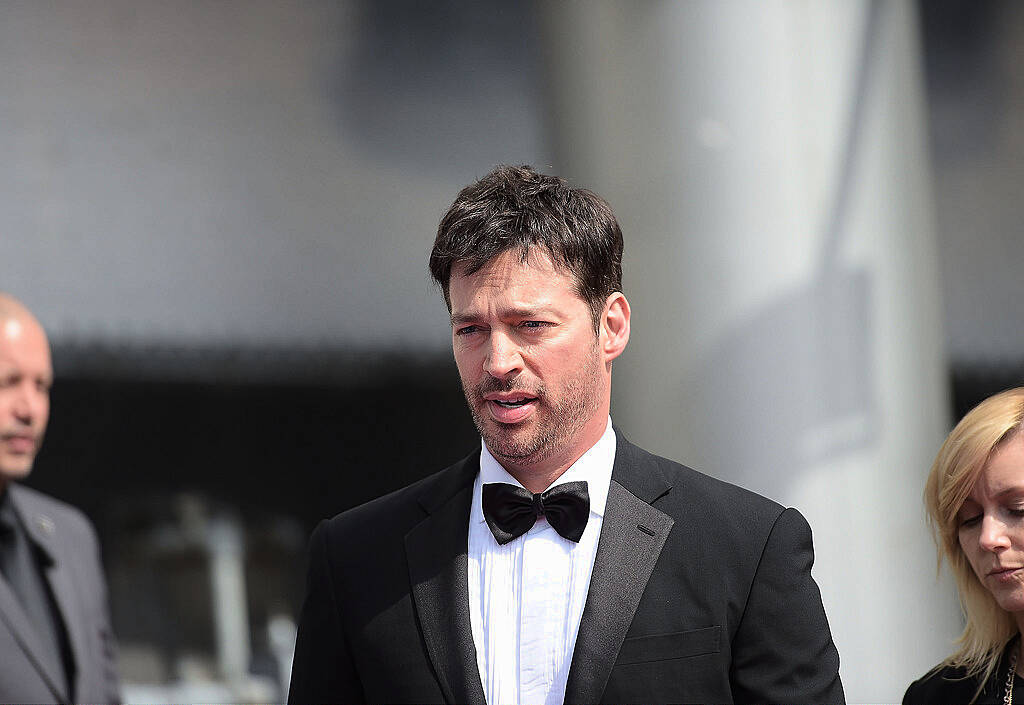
<box><xmin>467</xmin><ymin>418</ymin><xmax>616</xmax><ymax>705</ymax></box>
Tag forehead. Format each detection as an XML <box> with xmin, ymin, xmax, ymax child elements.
<box><xmin>0</xmin><ymin>316</ymin><xmax>52</xmax><ymax>373</ymax></box>
<box><xmin>450</xmin><ymin>249</ymin><xmax>578</xmax><ymax>304</ymax></box>
<box><xmin>969</xmin><ymin>433</ymin><xmax>1024</xmax><ymax>500</ymax></box>
<box><xmin>2</xmin><ymin>318</ymin><xmax>25</xmax><ymax>339</ymax></box>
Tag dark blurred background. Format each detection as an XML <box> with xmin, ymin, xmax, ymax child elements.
<box><xmin>1</xmin><ymin>0</ymin><xmax>1022</xmax><ymax>701</ymax></box>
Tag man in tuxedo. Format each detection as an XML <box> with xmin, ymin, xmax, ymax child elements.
<box><xmin>289</xmin><ymin>165</ymin><xmax>844</xmax><ymax>703</ymax></box>
<box><xmin>0</xmin><ymin>293</ymin><xmax>120</xmax><ymax>704</ymax></box>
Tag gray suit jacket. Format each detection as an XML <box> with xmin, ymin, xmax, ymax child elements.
<box><xmin>0</xmin><ymin>484</ymin><xmax>120</xmax><ymax>704</ymax></box>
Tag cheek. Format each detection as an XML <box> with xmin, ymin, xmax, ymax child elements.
<box><xmin>453</xmin><ymin>350</ymin><xmax>483</xmax><ymax>389</ymax></box>
<box><xmin>958</xmin><ymin>534</ymin><xmax>981</xmax><ymax>571</ymax></box>
<box><xmin>452</xmin><ymin>345</ymin><xmax>477</xmax><ymax>373</ymax></box>
<box><xmin>542</xmin><ymin>338</ymin><xmax>592</xmax><ymax>367</ymax></box>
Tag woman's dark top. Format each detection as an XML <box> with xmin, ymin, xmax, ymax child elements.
<box><xmin>904</xmin><ymin>644</ymin><xmax>1023</xmax><ymax>705</ymax></box>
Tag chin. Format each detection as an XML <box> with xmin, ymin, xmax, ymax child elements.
<box><xmin>483</xmin><ymin>434</ymin><xmax>537</xmax><ymax>460</ymax></box>
<box><xmin>993</xmin><ymin>588</ymin><xmax>1024</xmax><ymax>615</ymax></box>
<box><xmin>482</xmin><ymin>426</ymin><xmax>550</xmax><ymax>461</ymax></box>
<box><xmin>999</xmin><ymin>597</ymin><xmax>1024</xmax><ymax>614</ymax></box>
<box><xmin>0</xmin><ymin>461</ymin><xmax>34</xmax><ymax>482</ymax></box>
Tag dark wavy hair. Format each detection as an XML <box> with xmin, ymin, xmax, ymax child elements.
<box><xmin>429</xmin><ymin>165</ymin><xmax>624</xmax><ymax>330</ymax></box>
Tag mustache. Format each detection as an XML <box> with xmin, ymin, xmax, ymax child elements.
<box><xmin>475</xmin><ymin>376</ymin><xmax>544</xmax><ymax>397</ymax></box>
<box><xmin>0</xmin><ymin>431</ymin><xmax>38</xmax><ymax>441</ymax></box>
<box><xmin>1</xmin><ymin>425</ymin><xmax>37</xmax><ymax>435</ymax></box>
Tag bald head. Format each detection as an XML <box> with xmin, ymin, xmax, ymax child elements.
<box><xmin>0</xmin><ymin>293</ymin><xmax>48</xmax><ymax>361</ymax></box>
<box><xmin>0</xmin><ymin>292</ymin><xmax>36</xmax><ymax>319</ymax></box>
<box><xmin>0</xmin><ymin>294</ymin><xmax>52</xmax><ymax>491</ymax></box>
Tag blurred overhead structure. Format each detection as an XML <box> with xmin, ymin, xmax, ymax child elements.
<box><xmin>540</xmin><ymin>0</ymin><xmax>958</xmax><ymax>700</ymax></box>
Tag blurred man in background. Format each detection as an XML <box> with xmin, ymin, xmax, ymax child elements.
<box><xmin>289</xmin><ymin>166</ymin><xmax>843</xmax><ymax>703</ymax></box>
<box><xmin>0</xmin><ymin>293</ymin><xmax>120</xmax><ymax>704</ymax></box>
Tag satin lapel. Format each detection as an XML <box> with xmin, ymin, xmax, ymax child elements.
<box><xmin>564</xmin><ymin>476</ymin><xmax>674</xmax><ymax>704</ymax></box>
<box><xmin>405</xmin><ymin>475</ymin><xmax>486</xmax><ymax>705</ymax></box>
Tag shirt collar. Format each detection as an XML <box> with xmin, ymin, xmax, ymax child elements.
<box><xmin>473</xmin><ymin>416</ymin><xmax>616</xmax><ymax>524</ymax></box>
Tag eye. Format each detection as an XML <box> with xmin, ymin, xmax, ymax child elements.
<box><xmin>455</xmin><ymin>325</ymin><xmax>481</xmax><ymax>336</ymax></box>
<box><xmin>959</xmin><ymin>513</ymin><xmax>982</xmax><ymax>528</ymax></box>
<box><xmin>520</xmin><ymin>321</ymin><xmax>551</xmax><ymax>330</ymax></box>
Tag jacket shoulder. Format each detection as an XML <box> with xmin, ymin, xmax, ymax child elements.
<box><xmin>620</xmin><ymin>438</ymin><xmax>786</xmax><ymax>524</ymax></box>
<box><xmin>903</xmin><ymin>664</ymin><xmax>989</xmax><ymax>704</ymax></box>
<box><xmin>9</xmin><ymin>483</ymin><xmax>96</xmax><ymax>536</ymax></box>
<box><xmin>616</xmin><ymin>437</ymin><xmax>805</xmax><ymax>582</ymax></box>
<box><xmin>322</xmin><ymin>449</ymin><xmax>478</xmax><ymax>539</ymax></box>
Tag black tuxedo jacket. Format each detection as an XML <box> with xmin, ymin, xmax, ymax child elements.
<box><xmin>288</xmin><ymin>432</ymin><xmax>844</xmax><ymax>703</ymax></box>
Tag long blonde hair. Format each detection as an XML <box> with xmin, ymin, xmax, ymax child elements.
<box><xmin>924</xmin><ymin>387</ymin><xmax>1024</xmax><ymax>692</ymax></box>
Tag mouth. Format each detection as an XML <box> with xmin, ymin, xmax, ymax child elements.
<box><xmin>482</xmin><ymin>393</ymin><xmax>539</xmax><ymax>423</ymax></box>
<box><xmin>988</xmin><ymin>566</ymin><xmax>1023</xmax><ymax>580</ymax></box>
<box><xmin>487</xmin><ymin>395</ymin><xmax>538</xmax><ymax>408</ymax></box>
<box><xmin>1</xmin><ymin>434</ymin><xmax>36</xmax><ymax>454</ymax></box>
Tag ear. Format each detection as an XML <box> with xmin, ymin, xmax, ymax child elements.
<box><xmin>600</xmin><ymin>292</ymin><xmax>630</xmax><ymax>363</ymax></box>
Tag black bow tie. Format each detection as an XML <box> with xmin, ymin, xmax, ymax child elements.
<box><xmin>482</xmin><ymin>481</ymin><xmax>590</xmax><ymax>545</ymax></box>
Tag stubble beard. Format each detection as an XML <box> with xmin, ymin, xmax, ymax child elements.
<box><xmin>462</xmin><ymin>345</ymin><xmax>604</xmax><ymax>467</ymax></box>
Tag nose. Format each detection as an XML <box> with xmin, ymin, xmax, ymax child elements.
<box><xmin>979</xmin><ymin>514</ymin><xmax>1011</xmax><ymax>552</ymax></box>
<box><xmin>483</xmin><ymin>330</ymin><xmax>523</xmax><ymax>380</ymax></box>
<box><xmin>10</xmin><ymin>382</ymin><xmax>45</xmax><ymax>426</ymax></box>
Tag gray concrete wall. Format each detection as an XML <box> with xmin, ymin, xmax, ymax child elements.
<box><xmin>0</xmin><ymin>0</ymin><xmax>550</xmax><ymax>354</ymax></box>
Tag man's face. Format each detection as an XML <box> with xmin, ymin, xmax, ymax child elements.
<box><xmin>0</xmin><ymin>316</ymin><xmax>52</xmax><ymax>483</ymax></box>
<box><xmin>449</xmin><ymin>249</ymin><xmax>609</xmax><ymax>473</ymax></box>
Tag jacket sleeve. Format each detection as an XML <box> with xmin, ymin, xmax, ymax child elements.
<box><xmin>729</xmin><ymin>507</ymin><xmax>845</xmax><ymax>704</ymax></box>
<box><xmin>288</xmin><ymin>520</ymin><xmax>365</xmax><ymax>704</ymax></box>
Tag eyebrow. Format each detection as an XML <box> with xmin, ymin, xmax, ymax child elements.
<box><xmin>450</xmin><ymin>306</ymin><xmax>552</xmax><ymax>327</ymax></box>
<box><xmin>964</xmin><ymin>486</ymin><xmax>1024</xmax><ymax>505</ymax></box>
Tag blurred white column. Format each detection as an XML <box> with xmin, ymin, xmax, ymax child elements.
<box><xmin>540</xmin><ymin>1</ymin><xmax>959</xmax><ymax>700</ymax></box>
<box><xmin>207</xmin><ymin>514</ymin><xmax>251</xmax><ymax>687</ymax></box>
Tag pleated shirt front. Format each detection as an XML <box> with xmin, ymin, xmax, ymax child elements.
<box><xmin>467</xmin><ymin>419</ymin><xmax>615</xmax><ymax>705</ymax></box>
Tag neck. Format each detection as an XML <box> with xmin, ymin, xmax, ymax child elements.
<box><xmin>503</xmin><ymin>462</ymin><xmax>575</xmax><ymax>494</ymax></box>
<box><xmin>493</xmin><ymin>415</ymin><xmax>610</xmax><ymax>493</ymax></box>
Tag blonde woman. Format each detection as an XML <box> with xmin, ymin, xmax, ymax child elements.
<box><xmin>905</xmin><ymin>387</ymin><xmax>1024</xmax><ymax>703</ymax></box>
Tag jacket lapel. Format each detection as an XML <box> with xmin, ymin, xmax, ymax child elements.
<box><xmin>0</xmin><ymin>571</ymin><xmax>66</xmax><ymax>700</ymax></box>
<box><xmin>564</xmin><ymin>435</ymin><xmax>675</xmax><ymax>704</ymax></box>
<box><xmin>29</xmin><ymin>523</ymin><xmax>92</xmax><ymax>701</ymax></box>
<box><xmin>4</xmin><ymin>488</ymin><xmax>71</xmax><ymax>702</ymax></box>
<box><xmin>405</xmin><ymin>455</ymin><xmax>486</xmax><ymax>705</ymax></box>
